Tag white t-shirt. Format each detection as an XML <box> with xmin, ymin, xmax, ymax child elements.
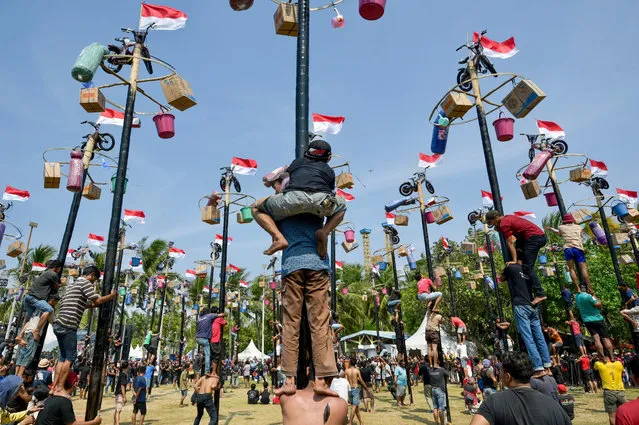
<box><xmin>456</xmin><ymin>343</ymin><xmax>468</xmax><ymax>360</ymax></box>
<box><xmin>329</xmin><ymin>378</ymin><xmax>350</xmax><ymax>403</ymax></box>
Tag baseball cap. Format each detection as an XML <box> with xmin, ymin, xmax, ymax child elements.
<box><xmin>557</xmin><ymin>384</ymin><xmax>567</xmax><ymax>393</ymax></box>
<box><xmin>304</xmin><ymin>139</ymin><xmax>332</xmax><ymax>160</ymax></box>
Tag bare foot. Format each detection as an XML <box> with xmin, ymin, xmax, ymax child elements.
<box><xmin>313</xmin><ymin>379</ymin><xmax>338</xmax><ymax>397</ymax></box>
<box><xmin>532</xmin><ymin>370</ymin><xmax>546</xmax><ymax>378</ymax></box>
<box><xmin>315</xmin><ymin>230</ymin><xmax>328</xmax><ymax>260</ymax></box>
<box><xmin>274</xmin><ymin>382</ymin><xmax>297</xmax><ymax>396</ymax></box>
<box><xmin>264</xmin><ymin>238</ymin><xmax>289</xmax><ymax>256</ymax></box>
<box><xmin>531</xmin><ymin>296</ymin><xmax>547</xmax><ymax>305</ymax></box>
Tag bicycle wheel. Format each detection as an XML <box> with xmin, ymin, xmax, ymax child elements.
<box><xmin>233</xmin><ymin>177</ymin><xmax>242</xmax><ymax>193</ymax></box>
<box><xmin>552</xmin><ymin>140</ymin><xmax>568</xmax><ymax>155</ymax></box>
<box><xmin>457</xmin><ymin>69</ymin><xmax>472</xmax><ymax>92</ymax></box>
<box><xmin>424</xmin><ymin>180</ymin><xmax>435</xmax><ymax>195</ymax></box>
<box><xmin>219</xmin><ymin>178</ymin><xmax>227</xmax><ymax>192</ymax></box>
<box><xmin>467</xmin><ymin>211</ymin><xmax>480</xmax><ymax>226</ymax></box>
<box><xmin>391</xmin><ymin>235</ymin><xmax>400</xmax><ymax>245</ymax></box>
<box><xmin>592</xmin><ymin>177</ymin><xmax>609</xmax><ymax>190</ymax></box>
<box><xmin>98</xmin><ymin>133</ymin><xmax>115</xmax><ymax>151</ymax></box>
<box><xmin>399</xmin><ymin>182</ymin><xmax>414</xmax><ymax>197</ymax></box>
<box><xmin>142</xmin><ymin>47</ymin><xmax>153</xmax><ymax>75</ymax></box>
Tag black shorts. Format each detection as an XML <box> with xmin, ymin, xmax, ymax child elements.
<box><xmin>585</xmin><ymin>320</ymin><xmax>609</xmax><ymax>338</ymax></box>
<box><xmin>133</xmin><ymin>402</ymin><xmax>147</xmax><ymax>415</ymax></box>
<box><xmin>79</xmin><ymin>381</ymin><xmax>88</xmax><ymax>389</ymax></box>
<box><xmin>583</xmin><ymin>369</ymin><xmax>594</xmax><ymax>381</ymax></box>
<box><xmin>211</xmin><ymin>342</ymin><xmax>222</xmax><ymax>361</ymax></box>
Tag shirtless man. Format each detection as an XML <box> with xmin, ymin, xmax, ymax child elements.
<box><xmin>346</xmin><ymin>357</ymin><xmax>369</xmax><ymax>425</ymax></box>
<box><xmin>193</xmin><ymin>373</ymin><xmax>221</xmax><ymax>425</ymax></box>
<box><xmin>281</xmin><ymin>383</ymin><xmax>347</xmax><ymax>425</ymax></box>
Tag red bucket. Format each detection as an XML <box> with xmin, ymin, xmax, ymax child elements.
<box><xmin>492</xmin><ymin>112</ymin><xmax>514</xmax><ymax>142</ymax></box>
<box><xmin>545</xmin><ymin>192</ymin><xmax>558</xmax><ymax>207</ymax></box>
<box><xmin>153</xmin><ymin>112</ymin><xmax>175</xmax><ymax>139</ymax></box>
<box><xmin>425</xmin><ymin>211</ymin><xmax>436</xmax><ymax>224</ymax></box>
<box><xmin>359</xmin><ymin>0</ymin><xmax>386</xmax><ymax>20</ymax></box>
<box><xmin>344</xmin><ymin>229</ymin><xmax>355</xmax><ymax>243</ymax></box>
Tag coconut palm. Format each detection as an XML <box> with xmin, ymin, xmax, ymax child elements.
<box><xmin>11</xmin><ymin>244</ymin><xmax>57</xmax><ymax>280</ymax></box>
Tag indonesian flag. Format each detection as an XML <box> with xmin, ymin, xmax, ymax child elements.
<box><xmin>169</xmin><ymin>247</ymin><xmax>186</xmax><ymax>259</ymax></box>
<box><xmin>514</xmin><ymin>211</ymin><xmax>536</xmax><ymax>220</ymax></box>
<box><xmin>441</xmin><ymin>237</ymin><xmax>450</xmax><ymax>250</ymax></box>
<box><xmin>418</xmin><ymin>152</ymin><xmax>442</xmax><ymax>168</ymax></box>
<box><xmin>590</xmin><ymin>159</ymin><xmax>608</xmax><ymax>177</ymax></box>
<box><xmin>227</xmin><ymin>264</ymin><xmax>241</xmax><ymax>274</ymax></box>
<box><xmin>88</xmin><ymin>233</ymin><xmax>105</xmax><ymax>246</ymax></box>
<box><xmin>231</xmin><ymin>157</ymin><xmax>258</xmax><ymax>175</ymax></box>
<box><xmin>140</xmin><ymin>4</ymin><xmax>188</xmax><ymax>31</ymax></box>
<box><xmin>385</xmin><ymin>212</ymin><xmax>395</xmax><ymax>225</ymax></box>
<box><xmin>336</xmin><ymin>189</ymin><xmax>355</xmax><ymax>201</ymax></box>
<box><xmin>202</xmin><ymin>286</ymin><xmax>211</xmax><ymax>294</ymax></box>
<box><xmin>536</xmin><ymin>120</ymin><xmax>565</xmax><ymax>141</ymax></box>
<box><xmin>239</xmin><ymin>280</ymin><xmax>249</xmax><ymax>288</ymax></box>
<box><xmin>32</xmin><ymin>263</ymin><xmax>46</xmax><ymax>272</ymax></box>
<box><xmin>335</xmin><ymin>261</ymin><xmax>344</xmax><ymax>270</ymax></box>
<box><xmin>3</xmin><ymin>186</ymin><xmax>30</xmax><ymax>202</ymax></box>
<box><xmin>312</xmin><ymin>113</ymin><xmax>345</xmax><ymax>135</ymax></box>
<box><xmin>478</xmin><ymin>246</ymin><xmax>489</xmax><ymax>258</ymax></box>
<box><xmin>617</xmin><ymin>188</ymin><xmax>638</xmax><ymax>205</ymax></box>
<box><xmin>123</xmin><ymin>209</ymin><xmax>146</xmax><ymax>224</ymax></box>
<box><xmin>371</xmin><ymin>264</ymin><xmax>380</xmax><ymax>277</ymax></box>
<box><xmin>473</xmin><ymin>32</ymin><xmax>518</xmax><ymax>59</ymax></box>
<box><xmin>66</xmin><ymin>249</ymin><xmax>75</xmax><ymax>258</ymax></box>
<box><xmin>215</xmin><ymin>234</ymin><xmax>232</xmax><ymax>245</ymax></box>
<box><xmin>481</xmin><ymin>190</ymin><xmax>494</xmax><ymax>208</ymax></box>
<box><xmin>185</xmin><ymin>269</ymin><xmax>196</xmax><ymax>281</ymax></box>
<box><xmin>96</xmin><ymin>108</ymin><xmax>141</xmax><ymax>128</ymax></box>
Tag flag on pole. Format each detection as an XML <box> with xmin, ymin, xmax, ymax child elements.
<box><xmin>418</xmin><ymin>152</ymin><xmax>442</xmax><ymax>168</ymax></box>
<box><xmin>139</xmin><ymin>4</ymin><xmax>188</xmax><ymax>31</ymax></box>
<box><xmin>589</xmin><ymin>159</ymin><xmax>608</xmax><ymax>177</ymax></box>
<box><xmin>185</xmin><ymin>270</ymin><xmax>196</xmax><ymax>281</ymax></box>
<box><xmin>3</xmin><ymin>186</ymin><xmax>30</xmax><ymax>202</ymax></box>
<box><xmin>514</xmin><ymin>211</ymin><xmax>536</xmax><ymax>220</ymax></box>
<box><xmin>617</xmin><ymin>188</ymin><xmax>638</xmax><ymax>205</ymax></box>
<box><xmin>312</xmin><ymin>113</ymin><xmax>345</xmax><ymax>135</ymax></box>
<box><xmin>123</xmin><ymin>209</ymin><xmax>146</xmax><ymax>224</ymax></box>
<box><xmin>371</xmin><ymin>264</ymin><xmax>380</xmax><ymax>277</ymax></box>
<box><xmin>536</xmin><ymin>120</ymin><xmax>565</xmax><ymax>141</ymax></box>
<box><xmin>87</xmin><ymin>233</ymin><xmax>105</xmax><ymax>246</ymax></box>
<box><xmin>441</xmin><ymin>237</ymin><xmax>450</xmax><ymax>250</ymax></box>
<box><xmin>66</xmin><ymin>249</ymin><xmax>74</xmax><ymax>258</ymax></box>
<box><xmin>478</xmin><ymin>246</ymin><xmax>489</xmax><ymax>258</ymax></box>
<box><xmin>215</xmin><ymin>234</ymin><xmax>233</xmax><ymax>245</ymax></box>
<box><xmin>231</xmin><ymin>157</ymin><xmax>258</xmax><ymax>175</ymax></box>
<box><xmin>473</xmin><ymin>32</ymin><xmax>519</xmax><ymax>59</ymax></box>
<box><xmin>202</xmin><ymin>286</ymin><xmax>211</xmax><ymax>294</ymax></box>
<box><xmin>336</xmin><ymin>189</ymin><xmax>355</xmax><ymax>201</ymax></box>
<box><xmin>335</xmin><ymin>261</ymin><xmax>344</xmax><ymax>270</ymax></box>
<box><xmin>96</xmin><ymin>108</ymin><xmax>141</xmax><ymax>128</ymax></box>
<box><xmin>169</xmin><ymin>247</ymin><xmax>186</xmax><ymax>259</ymax></box>
<box><xmin>227</xmin><ymin>264</ymin><xmax>241</xmax><ymax>274</ymax></box>
<box><xmin>32</xmin><ymin>263</ymin><xmax>46</xmax><ymax>272</ymax></box>
<box><xmin>239</xmin><ymin>280</ymin><xmax>249</xmax><ymax>288</ymax></box>
<box><xmin>481</xmin><ymin>190</ymin><xmax>494</xmax><ymax>208</ymax></box>
<box><xmin>385</xmin><ymin>212</ymin><xmax>395</xmax><ymax>225</ymax></box>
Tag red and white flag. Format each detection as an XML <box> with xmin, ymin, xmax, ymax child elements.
<box><xmin>336</xmin><ymin>189</ymin><xmax>355</xmax><ymax>201</ymax></box>
<box><xmin>441</xmin><ymin>237</ymin><xmax>450</xmax><ymax>250</ymax></box>
<box><xmin>215</xmin><ymin>234</ymin><xmax>233</xmax><ymax>245</ymax></box>
<box><xmin>227</xmin><ymin>264</ymin><xmax>241</xmax><ymax>274</ymax></box>
<box><xmin>371</xmin><ymin>264</ymin><xmax>380</xmax><ymax>277</ymax></box>
<box><xmin>589</xmin><ymin>159</ymin><xmax>608</xmax><ymax>177</ymax></box>
<box><xmin>481</xmin><ymin>190</ymin><xmax>494</xmax><ymax>208</ymax></box>
<box><xmin>418</xmin><ymin>152</ymin><xmax>442</xmax><ymax>168</ymax></box>
<box><xmin>231</xmin><ymin>157</ymin><xmax>258</xmax><ymax>175</ymax></box>
<box><xmin>3</xmin><ymin>186</ymin><xmax>30</xmax><ymax>202</ymax></box>
<box><xmin>88</xmin><ymin>233</ymin><xmax>105</xmax><ymax>246</ymax></box>
<box><xmin>478</xmin><ymin>246</ymin><xmax>489</xmax><ymax>258</ymax></box>
<box><xmin>202</xmin><ymin>286</ymin><xmax>210</xmax><ymax>294</ymax></box>
<box><xmin>123</xmin><ymin>209</ymin><xmax>146</xmax><ymax>224</ymax></box>
<box><xmin>473</xmin><ymin>32</ymin><xmax>519</xmax><ymax>59</ymax></box>
<box><xmin>514</xmin><ymin>211</ymin><xmax>536</xmax><ymax>220</ymax></box>
<box><xmin>32</xmin><ymin>263</ymin><xmax>46</xmax><ymax>272</ymax></box>
<box><xmin>312</xmin><ymin>113</ymin><xmax>345</xmax><ymax>135</ymax></box>
<box><xmin>185</xmin><ymin>269</ymin><xmax>196</xmax><ymax>281</ymax></box>
<box><xmin>66</xmin><ymin>249</ymin><xmax>75</xmax><ymax>258</ymax></box>
<box><xmin>617</xmin><ymin>188</ymin><xmax>638</xmax><ymax>205</ymax></box>
<box><xmin>537</xmin><ymin>120</ymin><xmax>565</xmax><ymax>141</ymax></box>
<box><xmin>239</xmin><ymin>280</ymin><xmax>249</xmax><ymax>288</ymax></box>
<box><xmin>385</xmin><ymin>212</ymin><xmax>395</xmax><ymax>225</ymax></box>
<box><xmin>335</xmin><ymin>261</ymin><xmax>344</xmax><ymax>270</ymax></box>
<box><xmin>169</xmin><ymin>247</ymin><xmax>186</xmax><ymax>259</ymax></box>
<box><xmin>96</xmin><ymin>108</ymin><xmax>141</xmax><ymax>128</ymax></box>
<box><xmin>139</xmin><ymin>4</ymin><xmax>188</xmax><ymax>31</ymax></box>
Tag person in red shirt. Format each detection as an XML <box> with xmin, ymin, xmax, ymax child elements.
<box><xmin>209</xmin><ymin>306</ymin><xmax>227</xmax><ymax>375</ymax></box>
<box><xmin>579</xmin><ymin>354</ymin><xmax>597</xmax><ymax>394</ymax></box>
<box><xmin>615</xmin><ymin>356</ymin><xmax>639</xmax><ymax>425</ymax></box>
<box><xmin>486</xmin><ymin>210</ymin><xmax>547</xmax><ymax>305</ymax></box>
<box><xmin>417</xmin><ymin>276</ymin><xmax>442</xmax><ymax>312</ymax></box>
<box><xmin>451</xmin><ymin>317</ymin><xmax>467</xmax><ymax>343</ymax></box>
<box><xmin>566</xmin><ymin>319</ymin><xmax>587</xmax><ymax>356</ymax></box>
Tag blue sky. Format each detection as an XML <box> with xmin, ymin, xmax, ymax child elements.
<box><xmin>2</xmin><ymin>0</ymin><xmax>638</xmax><ymax>283</ymax></box>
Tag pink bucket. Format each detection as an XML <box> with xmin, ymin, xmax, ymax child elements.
<box><xmin>425</xmin><ymin>211</ymin><xmax>436</xmax><ymax>224</ymax></box>
<box><xmin>153</xmin><ymin>112</ymin><xmax>175</xmax><ymax>139</ymax></box>
<box><xmin>359</xmin><ymin>0</ymin><xmax>386</xmax><ymax>20</ymax></box>
<box><xmin>545</xmin><ymin>192</ymin><xmax>558</xmax><ymax>207</ymax></box>
<box><xmin>492</xmin><ymin>112</ymin><xmax>514</xmax><ymax>142</ymax></box>
<box><xmin>331</xmin><ymin>14</ymin><xmax>345</xmax><ymax>28</ymax></box>
<box><xmin>344</xmin><ymin>229</ymin><xmax>355</xmax><ymax>243</ymax></box>
<box><xmin>342</xmin><ymin>288</ymin><xmax>348</xmax><ymax>295</ymax></box>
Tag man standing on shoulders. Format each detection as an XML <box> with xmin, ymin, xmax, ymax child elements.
<box><xmin>615</xmin><ymin>356</ymin><xmax>639</xmax><ymax>425</ymax></box>
<box><xmin>575</xmin><ymin>284</ymin><xmax>615</xmax><ymax>359</ymax></box>
<box><xmin>594</xmin><ymin>353</ymin><xmax>627</xmax><ymax>425</ymax></box>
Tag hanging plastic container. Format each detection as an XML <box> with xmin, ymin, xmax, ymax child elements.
<box><xmin>359</xmin><ymin>0</ymin><xmax>386</xmax><ymax>20</ymax></box>
<box><xmin>589</xmin><ymin>221</ymin><xmax>608</xmax><ymax>245</ymax></box>
<box><xmin>344</xmin><ymin>229</ymin><xmax>355</xmax><ymax>243</ymax></box>
<box><xmin>523</xmin><ymin>150</ymin><xmax>553</xmax><ymax>180</ymax></box>
<box><xmin>538</xmin><ymin>254</ymin><xmax>547</xmax><ymax>264</ymax></box>
<box><xmin>331</xmin><ymin>8</ymin><xmax>345</xmax><ymax>28</ymax></box>
<box><xmin>544</xmin><ymin>192</ymin><xmax>558</xmax><ymax>207</ymax></box>
<box><xmin>240</xmin><ymin>206</ymin><xmax>254</xmax><ymax>223</ymax></box>
<box><xmin>564</xmin><ymin>270</ymin><xmax>573</xmax><ymax>283</ymax></box>
<box><xmin>153</xmin><ymin>111</ymin><xmax>176</xmax><ymax>139</ymax></box>
<box><xmin>342</xmin><ymin>288</ymin><xmax>348</xmax><ymax>295</ymax></box>
<box><xmin>492</xmin><ymin>111</ymin><xmax>515</xmax><ymax>142</ymax></box>
<box><xmin>454</xmin><ymin>269</ymin><xmax>462</xmax><ymax>279</ymax></box>
<box><xmin>484</xmin><ymin>275</ymin><xmax>495</xmax><ymax>289</ymax></box>
<box><xmin>111</xmin><ymin>174</ymin><xmax>128</xmax><ymax>194</ymax></box>
<box><xmin>66</xmin><ymin>150</ymin><xmax>84</xmax><ymax>192</ymax></box>
<box><xmin>71</xmin><ymin>43</ymin><xmax>109</xmax><ymax>82</ymax></box>
<box><xmin>125</xmin><ymin>292</ymin><xmax>132</xmax><ymax>305</ymax></box>
<box><xmin>381</xmin><ymin>287</ymin><xmax>387</xmax><ymax>295</ymax></box>
<box><xmin>377</xmin><ymin>261</ymin><xmax>387</xmax><ymax>271</ymax></box>
<box><xmin>612</xmin><ymin>202</ymin><xmax>630</xmax><ymax>218</ymax></box>
<box><xmin>229</xmin><ymin>0</ymin><xmax>254</xmax><ymax>11</ymax></box>
<box><xmin>406</xmin><ymin>252</ymin><xmax>417</xmax><ymax>270</ymax></box>
<box><xmin>131</xmin><ymin>257</ymin><xmax>141</xmax><ymax>267</ymax></box>
<box><xmin>425</xmin><ymin>211</ymin><xmax>436</xmax><ymax>224</ymax></box>
<box><xmin>431</xmin><ymin>111</ymin><xmax>449</xmax><ymax>155</ymax></box>
<box><xmin>0</xmin><ymin>222</ymin><xmax>4</xmax><ymax>249</ymax></box>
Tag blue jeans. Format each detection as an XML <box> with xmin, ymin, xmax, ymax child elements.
<box><xmin>23</xmin><ymin>294</ymin><xmax>54</xmax><ymax>319</ymax></box>
<box><xmin>417</xmin><ymin>292</ymin><xmax>443</xmax><ymax>303</ymax></box>
<box><xmin>387</xmin><ymin>299</ymin><xmax>401</xmax><ymax>315</ymax></box>
<box><xmin>513</xmin><ymin>304</ymin><xmax>551</xmax><ymax>371</ymax></box>
<box><xmin>197</xmin><ymin>338</ymin><xmax>211</xmax><ymax>373</ymax></box>
<box><xmin>432</xmin><ymin>387</ymin><xmax>447</xmax><ymax>410</ymax></box>
<box><xmin>53</xmin><ymin>323</ymin><xmax>77</xmax><ymax>363</ymax></box>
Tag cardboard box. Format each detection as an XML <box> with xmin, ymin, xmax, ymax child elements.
<box><xmin>467</xmin><ymin>281</ymin><xmax>476</xmax><ymax>290</ymax></box>
<box><xmin>571</xmin><ymin>208</ymin><xmax>593</xmax><ymax>224</ymax></box>
<box><xmin>441</xmin><ymin>92</ymin><xmax>473</xmax><ymax>119</ymax></box>
<box><xmin>68</xmin><ymin>268</ymin><xmax>79</xmax><ymax>277</ymax></box>
<box><xmin>274</xmin><ymin>2</ymin><xmax>298</xmax><ymax>37</ymax></box>
<box><xmin>502</xmin><ymin>79</ymin><xmax>546</xmax><ymax>118</ymax></box>
<box><xmin>541</xmin><ymin>266</ymin><xmax>555</xmax><ymax>277</ymax></box>
<box><xmin>371</xmin><ymin>255</ymin><xmax>383</xmax><ymax>264</ymax></box>
<box><xmin>201</xmin><ymin>206</ymin><xmax>220</xmax><ymax>225</ymax></box>
<box><xmin>394</xmin><ymin>215</ymin><xmax>409</xmax><ymax>226</ymax></box>
<box><xmin>624</xmin><ymin>208</ymin><xmax>639</xmax><ymax>223</ymax></box>
<box><xmin>79</xmin><ymin>88</ymin><xmax>105</xmax><ymax>113</ymax></box>
<box><xmin>6</xmin><ymin>241</ymin><xmax>25</xmax><ymax>258</ymax></box>
<box><xmin>473</xmin><ymin>272</ymin><xmax>484</xmax><ymax>280</ymax></box>
<box><xmin>520</xmin><ymin>180</ymin><xmax>541</xmax><ymax>200</ymax></box>
<box><xmin>569</xmin><ymin>167</ymin><xmax>591</xmax><ymax>183</ymax></box>
<box><xmin>82</xmin><ymin>183</ymin><xmax>101</xmax><ymax>200</ymax></box>
<box><xmin>619</xmin><ymin>254</ymin><xmax>634</xmax><ymax>265</ymax></box>
<box><xmin>398</xmin><ymin>247</ymin><xmax>409</xmax><ymax>257</ymax></box>
<box><xmin>612</xmin><ymin>233</ymin><xmax>630</xmax><ymax>245</ymax></box>
<box><xmin>0</xmin><ymin>260</ymin><xmax>5</xmax><ymax>270</ymax></box>
<box><xmin>342</xmin><ymin>240</ymin><xmax>358</xmax><ymax>252</ymax></box>
<box><xmin>161</xmin><ymin>74</ymin><xmax>196</xmax><ymax>111</ymax></box>
<box><xmin>44</xmin><ymin>162</ymin><xmax>61</xmax><ymax>189</ymax></box>
<box><xmin>336</xmin><ymin>173</ymin><xmax>354</xmax><ymax>189</ymax></box>
<box><xmin>461</xmin><ymin>242</ymin><xmax>477</xmax><ymax>255</ymax></box>
<box><xmin>195</xmin><ymin>264</ymin><xmax>208</xmax><ymax>278</ymax></box>
<box><xmin>433</xmin><ymin>205</ymin><xmax>453</xmax><ymax>225</ymax></box>
<box><xmin>461</xmin><ymin>266</ymin><xmax>469</xmax><ymax>274</ymax></box>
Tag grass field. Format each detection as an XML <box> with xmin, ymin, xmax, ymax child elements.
<box><xmin>74</xmin><ymin>382</ymin><xmax>639</xmax><ymax>425</ymax></box>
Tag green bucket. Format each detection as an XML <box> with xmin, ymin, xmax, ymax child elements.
<box><xmin>111</xmin><ymin>175</ymin><xmax>128</xmax><ymax>194</ymax></box>
<box><xmin>240</xmin><ymin>206</ymin><xmax>253</xmax><ymax>223</ymax></box>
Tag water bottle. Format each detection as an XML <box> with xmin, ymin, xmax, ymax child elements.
<box><xmin>125</xmin><ymin>292</ymin><xmax>132</xmax><ymax>305</ymax></box>
<box><xmin>564</xmin><ymin>270</ymin><xmax>573</xmax><ymax>283</ymax></box>
<box><xmin>589</xmin><ymin>221</ymin><xmax>608</xmax><ymax>245</ymax></box>
<box><xmin>66</xmin><ymin>150</ymin><xmax>84</xmax><ymax>192</ymax></box>
<box><xmin>406</xmin><ymin>252</ymin><xmax>417</xmax><ymax>270</ymax></box>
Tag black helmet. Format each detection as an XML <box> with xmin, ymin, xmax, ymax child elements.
<box><xmin>304</xmin><ymin>139</ymin><xmax>332</xmax><ymax>161</ymax></box>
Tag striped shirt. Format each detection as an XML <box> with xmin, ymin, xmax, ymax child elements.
<box><xmin>54</xmin><ymin>277</ymin><xmax>99</xmax><ymax>329</ymax></box>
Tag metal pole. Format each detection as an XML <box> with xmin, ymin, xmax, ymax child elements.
<box><xmin>109</xmin><ymin>227</ymin><xmax>127</xmax><ymax>332</ymax></box>
<box><xmin>178</xmin><ymin>295</ymin><xmax>186</xmax><ymax>367</ymax></box>
<box><xmin>295</xmin><ymin>0</ymin><xmax>310</xmax><ymax>159</ymax></box>
<box><xmin>86</xmin><ymin>42</ymin><xmax>142</xmax><ymax>420</ymax></box>
<box><xmin>330</xmin><ymin>230</ymin><xmax>336</xmax><ymax>313</ymax></box>
<box><xmin>416</xmin><ymin>184</ymin><xmax>434</xmax><ymax>279</ymax></box>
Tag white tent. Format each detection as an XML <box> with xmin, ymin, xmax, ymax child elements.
<box><xmin>237</xmin><ymin>340</ymin><xmax>269</xmax><ymax>361</ymax></box>
<box><xmin>405</xmin><ymin>312</ymin><xmax>477</xmax><ymax>357</ymax></box>
<box><xmin>129</xmin><ymin>345</ymin><xmax>144</xmax><ymax>360</ymax></box>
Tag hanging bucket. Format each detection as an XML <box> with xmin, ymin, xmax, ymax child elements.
<box><xmin>240</xmin><ymin>206</ymin><xmax>254</xmax><ymax>222</ymax></box>
<box><xmin>342</xmin><ymin>288</ymin><xmax>348</xmax><ymax>295</ymax></box>
<box><xmin>381</xmin><ymin>287</ymin><xmax>387</xmax><ymax>295</ymax></box>
<box><xmin>153</xmin><ymin>111</ymin><xmax>176</xmax><ymax>139</ymax></box>
<box><xmin>359</xmin><ymin>0</ymin><xmax>386</xmax><ymax>20</ymax></box>
<box><xmin>612</xmin><ymin>202</ymin><xmax>630</xmax><ymax>218</ymax></box>
<box><xmin>425</xmin><ymin>211</ymin><xmax>436</xmax><ymax>224</ymax></box>
<box><xmin>377</xmin><ymin>261</ymin><xmax>387</xmax><ymax>271</ymax></box>
<box><xmin>454</xmin><ymin>270</ymin><xmax>462</xmax><ymax>279</ymax></box>
<box><xmin>492</xmin><ymin>112</ymin><xmax>515</xmax><ymax>142</ymax></box>
<box><xmin>111</xmin><ymin>175</ymin><xmax>128</xmax><ymax>194</ymax></box>
<box><xmin>538</xmin><ymin>254</ymin><xmax>547</xmax><ymax>265</ymax></box>
<box><xmin>544</xmin><ymin>192</ymin><xmax>558</xmax><ymax>207</ymax></box>
<box><xmin>131</xmin><ymin>257</ymin><xmax>141</xmax><ymax>267</ymax></box>
<box><xmin>344</xmin><ymin>229</ymin><xmax>355</xmax><ymax>243</ymax></box>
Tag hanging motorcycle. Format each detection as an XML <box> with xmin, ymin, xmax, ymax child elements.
<box><xmin>398</xmin><ymin>171</ymin><xmax>435</xmax><ymax>197</ymax></box>
<box><xmin>455</xmin><ymin>30</ymin><xmax>498</xmax><ymax>92</ymax></box>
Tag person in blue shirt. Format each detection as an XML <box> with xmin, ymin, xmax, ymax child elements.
<box><xmin>144</xmin><ymin>358</ymin><xmax>155</xmax><ymax>395</ymax></box>
<box><xmin>132</xmin><ymin>366</ymin><xmax>147</xmax><ymax>425</ymax></box>
<box><xmin>394</xmin><ymin>361</ymin><xmax>408</xmax><ymax>407</ymax></box>
<box><xmin>619</xmin><ymin>282</ymin><xmax>639</xmax><ymax>334</ymax></box>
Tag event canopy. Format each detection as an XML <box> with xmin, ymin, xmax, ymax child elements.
<box><xmin>405</xmin><ymin>312</ymin><xmax>477</xmax><ymax>356</ymax></box>
<box><xmin>237</xmin><ymin>340</ymin><xmax>269</xmax><ymax>361</ymax></box>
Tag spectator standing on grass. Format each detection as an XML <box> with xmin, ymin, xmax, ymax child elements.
<box><xmin>615</xmin><ymin>356</ymin><xmax>639</xmax><ymax>425</ymax></box>
<box><xmin>346</xmin><ymin>358</ymin><xmax>368</xmax><ymax>425</ymax></box>
<box><xmin>557</xmin><ymin>384</ymin><xmax>575</xmax><ymax>421</ymax></box>
<box><xmin>132</xmin><ymin>366</ymin><xmax>147</xmax><ymax>425</ymax></box>
<box><xmin>113</xmin><ymin>361</ymin><xmax>128</xmax><ymax>425</ymax></box>
<box><xmin>394</xmin><ymin>360</ymin><xmax>408</xmax><ymax>407</ymax></box>
<box><xmin>179</xmin><ymin>363</ymin><xmax>191</xmax><ymax>407</ymax></box>
<box><xmin>594</xmin><ymin>353</ymin><xmax>627</xmax><ymax>425</ymax></box>
<box><xmin>428</xmin><ymin>362</ymin><xmax>449</xmax><ymax>425</ymax></box>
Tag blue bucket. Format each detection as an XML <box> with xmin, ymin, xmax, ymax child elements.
<box><xmin>430</xmin><ymin>111</ymin><xmax>449</xmax><ymax>155</ymax></box>
<box><xmin>377</xmin><ymin>261</ymin><xmax>387</xmax><ymax>271</ymax></box>
<box><xmin>131</xmin><ymin>256</ymin><xmax>141</xmax><ymax>267</ymax></box>
<box><xmin>612</xmin><ymin>202</ymin><xmax>629</xmax><ymax>218</ymax></box>
<box><xmin>538</xmin><ymin>254</ymin><xmax>547</xmax><ymax>264</ymax></box>
<box><xmin>454</xmin><ymin>270</ymin><xmax>462</xmax><ymax>279</ymax></box>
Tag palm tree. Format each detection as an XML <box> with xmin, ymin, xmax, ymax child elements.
<box><xmin>11</xmin><ymin>244</ymin><xmax>57</xmax><ymax>279</ymax></box>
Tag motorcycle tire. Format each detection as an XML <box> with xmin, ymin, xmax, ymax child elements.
<box><xmin>98</xmin><ymin>133</ymin><xmax>116</xmax><ymax>152</ymax></box>
<box><xmin>142</xmin><ymin>47</ymin><xmax>153</xmax><ymax>75</ymax></box>
<box><xmin>399</xmin><ymin>182</ymin><xmax>414</xmax><ymax>197</ymax></box>
<box><xmin>233</xmin><ymin>177</ymin><xmax>242</xmax><ymax>193</ymax></box>
<box><xmin>457</xmin><ymin>69</ymin><xmax>472</xmax><ymax>92</ymax></box>
<box><xmin>592</xmin><ymin>177</ymin><xmax>609</xmax><ymax>190</ymax></box>
<box><xmin>220</xmin><ymin>178</ymin><xmax>227</xmax><ymax>192</ymax></box>
<box><xmin>552</xmin><ymin>140</ymin><xmax>569</xmax><ymax>155</ymax></box>
<box><xmin>391</xmin><ymin>235</ymin><xmax>400</xmax><ymax>245</ymax></box>
<box><xmin>528</xmin><ymin>148</ymin><xmax>535</xmax><ymax>163</ymax></box>
<box><xmin>617</xmin><ymin>216</ymin><xmax>625</xmax><ymax>224</ymax></box>
<box><xmin>425</xmin><ymin>180</ymin><xmax>435</xmax><ymax>195</ymax></box>
<box><xmin>480</xmin><ymin>55</ymin><xmax>498</xmax><ymax>76</ymax></box>
<box><xmin>468</xmin><ymin>211</ymin><xmax>480</xmax><ymax>226</ymax></box>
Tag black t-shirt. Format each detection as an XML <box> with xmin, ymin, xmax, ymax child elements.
<box><xmin>115</xmin><ymin>371</ymin><xmax>127</xmax><ymax>396</ymax></box>
<box><xmin>283</xmin><ymin>158</ymin><xmax>335</xmax><ymax>194</ymax></box>
<box><xmin>428</xmin><ymin>367</ymin><xmax>449</xmax><ymax>390</ymax></box>
<box><xmin>35</xmin><ymin>396</ymin><xmax>76</xmax><ymax>425</ymax></box>
<box><xmin>530</xmin><ymin>375</ymin><xmax>559</xmax><ymax>402</ymax></box>
<box><xmin>418</xmin><ymin>364</ymin><xmax>431</xmax><ymax>385</ymax></box>
<box><xmin>360</xmin><ymin>367</ymin><xmax>372</xmax><ymax>384</ymax></box>
<box><xmin>558</xmin><ymin>394</ymin><xmax>574</xmax><ymax>420</ymax></box>
<box><xmin>260</xmin><ymin>390</ymin><xmax>270</xmax><ymax>404</ymax></box>
<box><xmin>477</xmin><ymin>387</ymin><xmax>571</xmax><ymax>425</ymax></box>
<box><xmin>551</xmin><ymin>365</ymin><xmax>565</xmax><ymax>385</ymax></box>
<box><xmin>504</xmin><ymin>264</ymin><xmax>533</xmax><ymax>306</ymax></box>
<box><xmin>247</xmin><ymin>389</ymin><xmax>259</xmax><ymax>404</ymax></box>
<box><xmin>79</xmin><ymin>366</ymin><xmax>91</xmax><ymax>384</ymax></box>
<box><xmin>29</xmin><ymin>269</ymin><xmax>59</xmax><ymax>300</ymax></box>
